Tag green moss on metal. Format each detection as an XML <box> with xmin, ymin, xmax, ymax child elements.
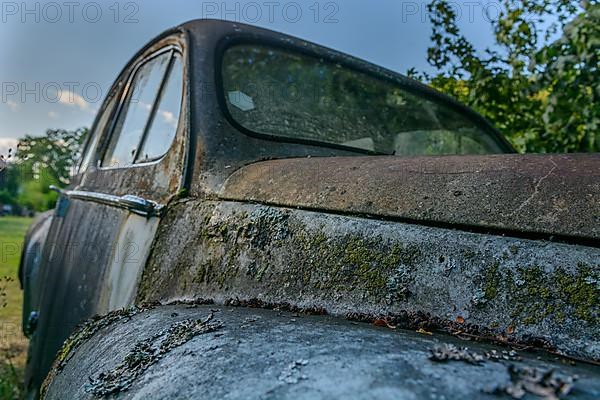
<box><xmin>477</xmin><ymin>260</ymin><xmax>598</xmax><ymax>326</ymax></box>
<box><xmin>42</xmin><ymin>306</ymin><xmax>157</xmax><ymax>398</ymax></box>
<box><xmin>462</xmin><ymin>249</ymin><xmax>477</xmax><ymax>260</ymax></box>
<box><xmin>483</xmin><ymin>262</ymin><xmax>500</xmax><ymax>301</ymax></box>
<box><xmin>505</xmin><ymin>264</ymin><xmax>598</xmax><ymax>325</ymax></box>
<box><xmin>555</xmin><ymin>264</ymin><xmax>598</xmax><ymax>322</ymax></box>
<box><xmin>177</xmin><ymin>206</ymin><xmax>421</xmax><ymax>304</ymax></box>
<box><xmin>515</xmin><ymin>266</ymin><xmax>554</xmax><ymax>325</ymax></box>
<box><xmin>289</xmin><ymin>231</ymin><xmax>418</xmax><ymax>300</ymax></box>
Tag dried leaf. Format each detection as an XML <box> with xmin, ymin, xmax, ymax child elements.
<box><xmin>507</xmin><ymin>325</ymin><xmax>515</xmax><ymax>335</ymax></box>
<box><xmin>416</xmin><ymin>328</ymin><xmax>433</xmax><ymax>335</ymax></box>
<box><xmin>373</xmin><ymin>319</ymin><xmax>396</xmax><ymax>329</ymax></box>
<box><xmin>455</xmin><ymin>316</ymin><xmax>465</xmax><ymax>324</ymax></box>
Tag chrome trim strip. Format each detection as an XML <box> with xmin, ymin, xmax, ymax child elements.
<box><xmin>64</xmin><ymin>190</ymin><xmax>164</xmax><ymax>217</ymax></box>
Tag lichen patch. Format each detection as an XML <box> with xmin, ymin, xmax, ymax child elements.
<box><xmin>88</xmin><ymin>313</ymin><xmax>223</xmax><ymax>397</ymax></box>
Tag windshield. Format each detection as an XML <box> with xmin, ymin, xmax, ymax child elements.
<box><xmin>221</xmin><ymin>44</ymin><xmax>506</xmax><ymax>155</ymax></box>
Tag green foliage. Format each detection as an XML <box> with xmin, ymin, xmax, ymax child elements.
<box><xmin>15</xmin><ymin>128</ymin><xmax>88</xmax><ymax>186</ymax></box>
<box><xmin>422</xmin><ymin>0</ymin><xmax>599</xmax><ymax>153</ymax></box>
<box><xmin>16</xmin><ymin>179</ymin><xmax>58</xmax><ymax>213</ymax></box>
<box><xmin>0</xmin><ymin>358</ymin><xmax>22</xmax><ymax>400</ymax></box>
<box><xmin>0</xmin><ymin>128</ymin><xmax>88</xmax><ymax>212</ymax></box>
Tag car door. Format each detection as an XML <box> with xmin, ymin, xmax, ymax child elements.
<box><xmin>25</xmin><ymin>35</ymin><xmax>189</xmax><ymax>396</ymax></box>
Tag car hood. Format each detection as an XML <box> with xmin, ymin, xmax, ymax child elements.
<box><xmin>221</xmin><ymin>153</ymin><xmax>600</xmax><ymax>243</ymax></box>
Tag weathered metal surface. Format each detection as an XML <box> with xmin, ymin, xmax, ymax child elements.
<box><xmin>19</xmin><ymin>210</ymin><xmax>53</xmax><ymax>334</ymax></box>
<box><xmin>97</xmin><ymin>214</ymin><xmax>159</xmax><ymax>312</ymax></box>
<box><xmin>25</xmin><ymin>201</ymin><xmax>131</xmax><ymax>396</ymax></box>
<box><xmin>43</xmin><ymin>305</ymin><xmax>600</xmax><ymax>399</ymax></box>
<box><xmin>24</xmin><ymin>209</ymin><xmax>165</xmax><ymax>397</ymax></box>
<box><xmin>221</xmin><ymin>154</ymin><xmax>600</xmax><ymax>242</ymax></box>
<box><xmin>138</xmin><ymin>200</ymin><xmax>599</xmax><ymax>360</ymax></box>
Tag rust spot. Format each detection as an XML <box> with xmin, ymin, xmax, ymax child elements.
<box><xmin>373</xmin><ymin>319</ymin><xmax>397</xmax><ymax>329</ymax></box>
<box><xmin>345</xmin><ymin>310</ymin><xmax>557</xmax><ymax>355</ymax></box>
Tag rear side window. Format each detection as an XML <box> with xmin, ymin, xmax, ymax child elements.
<box><xmin>221</xmin><ymin>44</ymin><xmax>508</xmax><ymax>155</ymax></box>
<box><xmin>102</xmin><ymin>50</ymin><xmax>183</xmax><ymax>168</ymax></box>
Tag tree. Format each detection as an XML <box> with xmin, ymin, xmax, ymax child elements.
<box><xmin>420</xmin><ymin>0</ymin><xmax>599</xmax><ymax>153</ymax></box>
<box><xmin>3</xmin><ymin>128</ymin><xmax>88</xmax><ymax>212</ymax></box>
<box><xmin>0</xmin><ymin>149</ymin><xmax>19</xmax><ymax>207</ymax></box>
<box><xmin>16</xmin><ymin>128</ymin><xmax>88</xmax><ymax>185</ymax></box>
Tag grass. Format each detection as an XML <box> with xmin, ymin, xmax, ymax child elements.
<box><xmin>0</xmin><ymin>217</ymin><xmax>33</xmax><ymax>400</ymax></box>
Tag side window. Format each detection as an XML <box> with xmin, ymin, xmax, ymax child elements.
<box><xmin>137</xmin><ymin>55</ymin><xmax>183</xmax><ymax>162</ymax></box>
<box><xmin>79</xmin><ymin>94</ymin><xmax>118</xmax><ymax>172</ymax></box>
<box><xmin>102</xmin><ymin>50</ymin><xmax>183</xmax><ymax>168</ymax></box>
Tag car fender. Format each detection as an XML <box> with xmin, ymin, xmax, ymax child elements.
<box><xmin>43</xmin><ymin>304</ymin><xmax>600</xmax><ymax>399</ymax></box>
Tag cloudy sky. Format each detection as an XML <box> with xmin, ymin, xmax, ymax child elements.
<box><xmin>0</xmin><ymin>0</ymin><xmax>502</xmax><ymax>156</ymax></box>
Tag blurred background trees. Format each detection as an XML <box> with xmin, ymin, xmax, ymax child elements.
<box><xmin>0</xmin><ymin>128</ymin><xmax>87</xmax><ymax>213</ymax></box>
<box><xmin>415</xmin><ymin>0</ymin><xmax>599</xmax><ymax>153</ymax></box>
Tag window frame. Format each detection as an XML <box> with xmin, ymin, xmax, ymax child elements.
<box><xmin>76</xmin><ymin>88</ymin><xmax>120</xmax><ymax>175</ymax></box>
<box><xmin>215</xmin><ymin>36</ymin><xmax>515</xmax><ymax>155</ymax></box>
<box><xmin>99</xmin><ymin>44</ymin><xmax>184</xmax><ymax>170</ymax></box>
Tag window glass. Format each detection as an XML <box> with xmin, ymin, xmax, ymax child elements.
<box><xmin>136</xmin><ymin>55</ymin><xmax>183</xmax><ymax>163</ymax></box>
<box><xmin>222</xmin><ymin>45</ymin><xmax>506</xmax><ymax>155</ymax></box>
<box><xmin>102</xmin><ymin>52</ymin><xmax>171</xmax><ymax>168</ymax></box>
<box><xmin>80</xmin><ymin>94</ymin><xmax>117</xmax><ymax>172</ymax></box>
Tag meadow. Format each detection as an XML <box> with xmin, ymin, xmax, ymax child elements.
<box><xmin>0</xmin><ymin>217</ymin><xmax>33</xmax><ymax>399</ymax></box>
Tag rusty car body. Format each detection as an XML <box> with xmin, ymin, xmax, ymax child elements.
<box><xmin>19</xmin><ymin>20</ymin><xmax>599</xmax><ymax>399</ymax></box>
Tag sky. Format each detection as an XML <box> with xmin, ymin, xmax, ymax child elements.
<box><xmin>0</xmin><ymin>0</ymin><xmax>503</xmax><ymax>156</ymax></box>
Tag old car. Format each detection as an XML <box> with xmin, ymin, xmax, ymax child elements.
<box><xmin>19</xmin><ymin>19</ymin><xmax>599</xmax><ymax>399</ymax></box>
